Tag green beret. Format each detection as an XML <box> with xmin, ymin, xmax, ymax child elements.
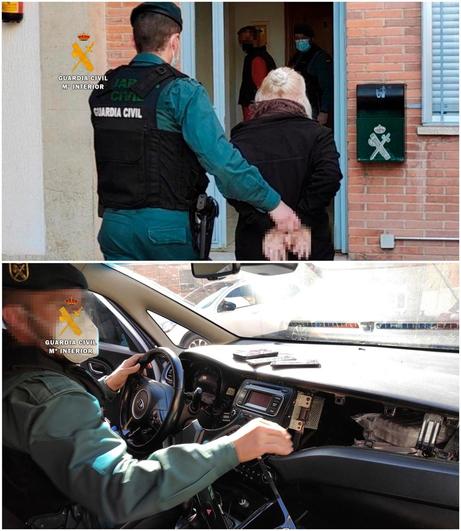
<box><xmin>130</xmin><ymin>2</ymin><xmax>183</xmax><ymax>30</ymax></box>
<box><xmin>3</xmin><ymin>264</ymin><xmax>88</xmax><ymax>291</ymax></box>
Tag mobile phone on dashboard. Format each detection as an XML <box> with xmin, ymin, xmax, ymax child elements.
<box><xmin>233</xmin><ymin>348</ymin><xmax>279</xmax><ymax>361</ymax></box>
<box><xmin>271</xmin><ymin>359</ymin><xmax>321</xmax><ymax>368</ymax></box>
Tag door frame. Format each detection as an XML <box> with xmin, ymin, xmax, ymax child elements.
<box><xmin>333</xmin><ymin>2</ymin><xmax>348</xmax><ymax>253</ymax></box>
<box><xmin>181</xmin><ymin>1</ymin><xmax>227</xmax><ymax>249</ymax></box>
<box><xmin>182</xmin><ymin>1</ymin><xmax>348</xmax><ymax>253</ymax></box>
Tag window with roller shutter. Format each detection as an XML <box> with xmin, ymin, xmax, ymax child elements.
<box><xmin>422</xmin><ymin>2</ymin><xmax>459</xmax><ymax>125</ymax></box>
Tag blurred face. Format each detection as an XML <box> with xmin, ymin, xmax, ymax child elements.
<box><xmin>3</xmin><ymin>288</ymin><xmax>86</xmax><ymax>351</ymax></box>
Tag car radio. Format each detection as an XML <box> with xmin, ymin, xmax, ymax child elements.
<box><xmin>233</xmin><ymin>380</ymin><xmax>295</xmax><ymax>426</ymax></box>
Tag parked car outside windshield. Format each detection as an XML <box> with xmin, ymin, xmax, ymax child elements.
<box><xmin>119</xmin><ymin>263</ymin><xmax>459</xmax><ymax>352</ymax></box>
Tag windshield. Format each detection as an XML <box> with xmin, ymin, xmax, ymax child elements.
<box><xmin>117</xmin><ymin>262</ymin><xmax>459</xmax><ymax>351</ymax></box>
<box><xmin>185</xmin><ymin>282</ymin><xmax>236</xmax><ymax>308</ymax></box>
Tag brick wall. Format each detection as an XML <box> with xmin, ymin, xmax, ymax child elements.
<box><xmin>104</xmin><ymin>3</ymin><xmax>459</xmax><ymax>261</ymax></box>
<box><xmin>105</xmin><ymin>2</ymin><xmax>182</xmax><ymax>68</ymax></box>
<box><xmin>346</xmin><ymin>2</ymin><xmax>459</xmax><ymax>260</ymax></box>
<box><xmin>105</xmin><ymin>2</ymin><xmax>137</xmax><ymax>68</ymax></box>
<box><xmin>125</xmin><ymin>264</ymin><xmax>207</xmax><ymax>297</ymax></box>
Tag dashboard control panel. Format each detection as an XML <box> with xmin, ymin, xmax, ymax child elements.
<box><xmin>233</xmin><ymin>379</ymin><xmax>295</xmax><ymax>427</ymax></box>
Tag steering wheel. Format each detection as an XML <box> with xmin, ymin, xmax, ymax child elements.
<box><xmin>119</xmin><ymin>347</ymin><xmax>184</xmax><ymax>455</ymax></box>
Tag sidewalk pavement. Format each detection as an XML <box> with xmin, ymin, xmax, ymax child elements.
<box><xmin>210</xmin><ymin>251</ymin><xmax>349</xmax><ymax>261</ymax></box>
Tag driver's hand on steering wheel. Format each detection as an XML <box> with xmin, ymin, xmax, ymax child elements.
<box><xmin>105</xmin><ymin>354</ymin><xmax>150</xmax><ymax>392</ymax></box>
<box><xmin>228</xmin><ymin>417</ymin><xmax>293</xmax><ymax>462</ymax></box>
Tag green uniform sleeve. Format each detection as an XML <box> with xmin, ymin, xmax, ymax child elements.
<box><xmin>98</xmin><ymin>375</ymin><xmax>119</xmax><ymax>402</ymax></box>
<box><xmin>165</xmin><ymin>79</ymin><xmax>281</xmax><ymax>212</ymax></box>
<box><xmin>4</xmin><ymin>377</ymin><xmax>239</xmax><ymax>525</ymax></box>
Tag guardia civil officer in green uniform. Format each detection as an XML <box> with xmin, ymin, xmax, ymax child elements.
<box><xmin>3</xmin><ymin>263</ymin><xmax>293</xmax><ymax>528</ymax></box>
<box><xmin>90</xmin><ymin>2</ymin><xmax>300</xmax><ymax>260</ymax></box>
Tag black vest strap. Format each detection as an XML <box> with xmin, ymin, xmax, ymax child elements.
<box><xmin>131</xmin><ymin>64</ymin><xmax>177</xmax><ymax>98</ymax></box>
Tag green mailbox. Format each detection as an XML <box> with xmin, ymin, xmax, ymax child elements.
<box><xmin>356</xmin><ymin>84</ymin><xmax>405</xmax><ymax>162</ymax></box>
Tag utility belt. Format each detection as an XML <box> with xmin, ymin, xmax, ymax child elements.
<box><xmin>189</xmin><ymin>194</ymin><xmax>219</xmax><ymax>260</ymax></box>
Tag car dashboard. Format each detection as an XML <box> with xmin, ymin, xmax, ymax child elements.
<box><xmin>170</xmin><ymin>341</ymin><xmax>459</xmax><ymax>528</ymax></box>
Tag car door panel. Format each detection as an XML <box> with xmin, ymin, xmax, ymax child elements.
<box><xmin>83</xmin><ymin>292</ymin><xmax>154</xmax><ymax>426</ymax></box>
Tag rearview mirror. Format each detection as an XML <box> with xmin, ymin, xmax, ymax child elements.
<box><xmin>191</xmin><ymin>263</ymin><xmax>240</xmax><ymax>280</ymax></box>
<box><xmin>191</xmin><ymin>263</ymin><xmax>298</xmax><ymax>280</ymax></box>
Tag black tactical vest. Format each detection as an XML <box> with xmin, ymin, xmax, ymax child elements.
<box><xmin>89</xmin><ymin>62</ymin><xmax>208</xmax><ymax>212</ymax></box>
<box><xmin>238</xmin><ymin>47</ymin><xmax>276</xmax><ymax>106</ymax></box>
<box><xmin>2</xmin><ymin>336</ymin><xmax>105</xmax><ymax>527</ymax></box>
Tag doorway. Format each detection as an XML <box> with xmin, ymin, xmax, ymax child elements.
<box><xmin>182</xmin><ymin>2</ymin><xmax>348</xmax><ymax>254</ymax></box>
<box><xmin>285</xmin><ymin>2</ymin><xmax>334</xmax><ymax>130</ymax></box>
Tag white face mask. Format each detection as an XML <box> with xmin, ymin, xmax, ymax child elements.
<box><xmin>27</xmin><ymin>305</ymin><xmax>99</xmax><ymax>364</ymax></box>
<box><xmin>51</xmin><ymin>307</ymin><xmax>99</xmax><ymax>363</ymax></box>
<box><xmin>171</xmin><ymin>37</ymin><xmax>180</xmax><ymax>68</ymax></box>
<box><xmin>171</xmin><ymin>50</ymin><xmax>179</xmax><ymax>68</ymax></box>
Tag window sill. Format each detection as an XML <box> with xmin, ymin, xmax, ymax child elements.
<box><xmin>417</xmin><ymin>125</ymin><xmax>459</xmax><ymax>136</ymax></box>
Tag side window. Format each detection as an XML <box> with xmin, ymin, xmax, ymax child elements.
<box><xmin>148</xmin><ymin>311</ymin><xmax>209</xmax><ymax>349</ymax></box>
<box><xmin>85</xmin><ymin>292</ymin><xmax>142</xmax><ymax>352</ymax></box>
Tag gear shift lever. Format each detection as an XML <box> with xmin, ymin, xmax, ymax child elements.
<box><xmin>189</xmin><ymin>387</ymin><xmax>203</xmax><ymax>414</ymax></box>
<box><xmin>258</xmin><ymin>458</ymin><xmax>296</xmax><ymax>529</ymax></box>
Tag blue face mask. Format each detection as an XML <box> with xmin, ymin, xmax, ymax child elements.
<box><xmin>295</xmin><ymin>39</ymin><xmax>311</xmax><ymax>53</ymax></box>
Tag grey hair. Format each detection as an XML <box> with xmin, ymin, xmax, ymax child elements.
<box><xmin>255</xmin><ymin>67</ymin><xmax>312</xmax><ymax>119</ymax></box>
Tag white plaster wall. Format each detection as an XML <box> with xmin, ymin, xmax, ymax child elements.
<box><xmin>40</xmin><ymin>2</ymin><xmax>107</xmax><ymax>260</ymax></box>
<box><xmin>2</xmin><ymin>2</ymin><xmax>46</xmax><ymax>257</ymax></box>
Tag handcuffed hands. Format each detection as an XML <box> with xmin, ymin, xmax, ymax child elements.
<box><xmin>263</xmin><ymin>225</ymin><xmax>311</xmax><ymax>261</ymax></box>
<box><xmin>268</xmin><ymin>201</ymin><xmax>301</xmax><ymax>233</ymax></box>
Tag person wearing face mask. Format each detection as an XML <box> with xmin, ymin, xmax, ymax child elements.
<box><xmin>3</xmin><ymin>263</ymin><xmax>294</xmax><ymax>528</ymax></box>
<box><xmin>89</xmin><ymin>2</ymin><xmax>300</xmax><ymax>261</ymax></box>
<box><xmin>237</xmin><ymin>25</ymin><xmax>276</xmax><ymax>121</ymax></box>
<box><xmin>289</xmin><ymin>23</ymin><xmax>333</xmax><ymax>126</ymax></box>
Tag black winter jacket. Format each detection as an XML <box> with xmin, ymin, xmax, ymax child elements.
<box><xmin>229</xmin><ymin>112</ymin><xmax>342</xmax><ymax>260</ymax></box>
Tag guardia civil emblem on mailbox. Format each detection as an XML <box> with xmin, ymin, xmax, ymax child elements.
<box><xmin>356</xmin><ymin>84</ymin><xmax>405</xmax><ymax>163</ymax></box>
<box><xmin>368</xmin><ymin>124</ymin><xmax>391</xmax><ymax>161</ymax></box>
